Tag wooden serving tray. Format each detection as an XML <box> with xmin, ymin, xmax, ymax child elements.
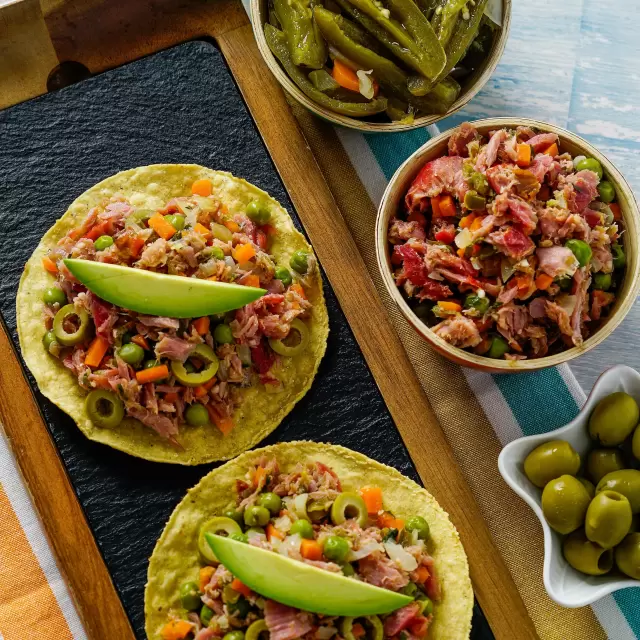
<box><xmin>0</xmin><ymin>2</ymin><xmax>538</xmax><ymax>639</ymax></box>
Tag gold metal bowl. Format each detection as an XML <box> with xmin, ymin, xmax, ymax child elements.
<box><xmin>250</xmin><ymin>0</ymin><xmax>512</xmax><ymax>132</ymax></box>
<box><xmin>375</xmin><ymin>118</ymin><xmax>640</xmax><ymax>372</ymax></box>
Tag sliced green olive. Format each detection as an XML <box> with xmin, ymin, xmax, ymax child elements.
<box><xmin>268</xmin><ymin>318</ymin><xmax>309</xmax><ymax>357</ymax></box>
<box><xmin>53</xmin><ymin>304</ymin><xmax>91</xmax><ymax>346</ymax></box>
<box><xmin>245</xmin><ymin>620</ymin><xmax>269</xmax><ymax>640</ymax></box>
<box><xmin>340</xmin><ymin>616</ymin><xmax>383</xmax><ymax>640</ymax></box>
<box><xmin>85</xmin><ymin>389</ymin><xmax>124</xmax><ymax>429</ymax></box>
<box><xmin>198</xmin><ymin>516</ymin><xmax>242</xmax><ymax>564</ymax></box>
<box><xmin>331</xmin><ymin>492</ymin><xmax>368</xmax><ymax>527</ymax></box>
<box><xmin>171</xmin><ymin>344</ymin><xmax>219</xmax><ymax>386</ymax></box>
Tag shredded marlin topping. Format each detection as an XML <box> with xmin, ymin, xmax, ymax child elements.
<box><xmin>389</xmin><ymin>122</ymin><xmax>625</xmax><ymax>360</ymax></box>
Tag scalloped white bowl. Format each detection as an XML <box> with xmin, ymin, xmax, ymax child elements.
<box><xmin>498</xmin><ymin>365</ymin><xmax>640</xmax><ymax>607</ymax></box>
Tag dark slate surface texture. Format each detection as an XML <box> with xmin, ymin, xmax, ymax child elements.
<box><xmin>0</xmin><ymin>41</ymin><xmax>491</xmax><ymax>639</ymax></box>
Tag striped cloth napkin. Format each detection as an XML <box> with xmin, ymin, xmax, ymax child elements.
<box><xmin>0</xmin><ymin>427</ymin><xmax>87</xmax><ymax>639</ymax></box>
<box><xmin>246</xmin><ymin>0</ymin><xmax>640</xmax><ymax>637</ymax></box>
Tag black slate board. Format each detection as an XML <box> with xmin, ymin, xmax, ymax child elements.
<box><xmin>0</xmin><ymin>41</ymin><xmax>491</xmax><ymax>639</ymax></box>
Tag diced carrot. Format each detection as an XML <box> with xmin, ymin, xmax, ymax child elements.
<box><xmin>148</xmin><ymin>213</ymin><xmax>177</xmax><ymax>240</ymax></box>
<box><xmin>456</xmin><ymin>248</ymin><xmax>466</xmax><ymax>258</ymax></box>
<box><xmin>240</xmin><ymin>274</ymin><xmax>261</xmax><ymax>288</ymax></box>
<box><xmin>193</xmin><ymin>316</ymin><xmax>210</xmax><ymax>335</ymax></box>
<box><xmin>516</xmin><ymin>143</ymin><xmax>532</xmax><ymax>168</ymax></box>
<box><xmin>233</xmin><ymin>243</ymin><xmax>256</xmax><ymax>263</ymax></box>
<box><xmin>535</xmin><ymin>273</ymin><xmax>554</xmax><ymax>290</ymax></box>
<box><xmin>414</xmin><ymin>565</ymin><xmax>431</xmax><ymax>584</ymax></box>
<box><xmin>352</xmin><ymin>623</ymin><xmax>366</xmax><ymax>638</ymax></box>
<box><xmin>438</xmin><ymin>195</ymin><xmax>457</xmax><ymax>218</ymax></box>
<box><xmin>430</xmin><ymin>196</ymin><xmax>442</xmax><ymax>218</ymax></box>
<box><xmin>85</xmin><ymin>336</ymin><xmax>110</xmax><ymax>368</ymax></box>
<box><xmin>376</xmin><ymin>511</ymin><xmax>404</xmax><ymax>530</ymax></box>
<box><xmin>161</xmin><ymin>620</ymin><xmax>193</xmax><ymax>640</ymax></box>
<box><xmin>542</xmin><ymin>142</ymin><xmax>558</xmax><ymax>157</ymax></box>
<box><xmin>515</xmin><ymin>275</ymin><xmax>531</xmax><ymax>292</ymax></box>
<box><xmin>253</xmin><ymin>465</ymin><xmax>266</xmax><ymax>488</ymax></box>
<box><xmin>84</xmin><ymin>222</ymin><xmax>108</xmax><ymax>241</ymax></box>
<box><xmin>360</xmin><ymin>486</ymin><xmax>383</xmax><ymax>514</ymax></box>
<box><xmin>609</xmin><ymin>202</ymin><xmax>621</xmax><ymax>220</ymax></box>
<box><xmin>199</xmin><ymin>566</ymin><xmax>215</xmax><ymax>591</ymax></box>
<box><xmin>194</xmin><ymin>222</ymin><xmax>212</xmax><ymax>241</ymax></box>
<box><xmin>407</xmin><ymin>211</ymin><xmax>427</xmax><ymax>225</ymax></box>
<box><xmin>459</xmin><ymin>213</ymin><xmax>477</xmax><ymax>229</ymax></box>
<box><xmin>206</xmin><ymin>406</ymin><xmax>234</xmax><ymax>435</ymax></box>
<box><xmin>266</xmin><ymin>523</ymin><xmax>285</xmax><ymax>542</ymax></box>
<box><xmin>231</xmin><ymin>578</ymin><xmax>252</xmax><ymax>597</ymax></box>
<box><xmin>135</xmin><ymin>364</ymin><xmax>169</xmax><ymax>384</ymax></box>
<box><xmin>438</xmin><ymin>301</ymin><xmax>462</xmax><ymax>312</ymax></box>
<box><xmin>224</xmin><ymin>220</ymin><xmax>240</xmax><ymax>233</ymax></box>
<box><xmin>300</xmin><ymin>539</ymin><xmax>323</xmax><ymax>561</ymax></box>
<box><xmin>332</xmin><ymin>59</ymin><xmax>360</xmax><ymax>92</ymax></box>
<box><xmin>131</xmin><ymin>334</ymin><xmax>150</xmax><ymax>350</ymax></box>
<box><xmin>119</xmin><ymin>234</ymin><xmax>145</xmax><ymax>258</ymax></box>
<box><xmin>192</xmin><ymin>178</ymin><xmax>213</xmax><ymax>197</ymax></box>
<box><xmin>42</xmin><ymin>256</ymin><xmax>59</xmax><ymax>274</ymax></box>
<box><xmin>164</xmin><ymin>392</ymin><xmax>179</xmax><ymax>403</ymax></box>
<box><xmin>194</xmin><ymin>378</ymin><xmax>216</xmax><ymax>398</ymax></box>
<box><xmin>470</xmin><ymin>216</ymin><xmax>485</xmax><ymax>232</ymax></box>
<box><xmin>290</xmin><ymin>283</ymin><xmax>307</xmax><ymax>299</ymax></box>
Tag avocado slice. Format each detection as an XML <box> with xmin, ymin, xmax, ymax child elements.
<box><xmin>64</xmin><ymin>259</ymin><xmax>265</xmax><ymax>318</ymax></box>
<box><xmin>205</xmin><ymin>534</ymin><xmax>413</xmax><ymax>616</ymax></box>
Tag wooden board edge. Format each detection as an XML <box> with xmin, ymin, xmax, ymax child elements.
<box><xmin>0</xmin><ymin>320</ymin><xmax>135</xmax><ymax>640</ymax></box>
<box><xmin>217</xmin><ymin>23</ymin><xmax>539</xmax><ymax>640</ymax></box>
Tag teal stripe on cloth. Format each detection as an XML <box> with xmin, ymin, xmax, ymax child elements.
<box><xmin>364</xmin><ymin>129</ymin><xmax>431</xmax><ymax>180</ymax></box>
<box><xmin>613</xmin><ymin>590</ymin><xmax>640</xmax><ymax>635</ymax></box>
<box><xmin>492</xmin><ymin>369</ymin><xmax>580</xmax><ymax>435</ymax></box>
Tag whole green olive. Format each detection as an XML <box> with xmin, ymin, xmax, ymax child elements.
<box><xmin>541</xmin><ymin>475</ymin><xmax>591</xmax><ymax>534</ymax></box>
<box><xmin>596</xmin><ymin>469</ymin><xmax>640</xmax><ymax>514</ymax></box>
<box><xmin>633</xmin><ymin>425</ymin><xmax>640</xmax><ymax>462</ymax></box>
<box><xmin>585</xmin><ymin>490</ymin><xmax>632</xmax><ymax>549</ymax></box>
<box><xmin>524</xmin><ymin>440</ymin><xmax>581</xmax><ymax>488</ymax></box>
<box><xmin>578</xmin><ymin>478</ymin><xmax>596</xmax><ymax>499</ymax></box>
<box><xmin>629</xmin><ymin>515</ymin><xmax>640</xmax><ymax>534</ymax></box>
<box><xmin>589</xmin><ymin>392</ymin><xmax>639</xmax><ymax>446</ymax></box>
<box><xmin>615</xmin><ymin>533</ymin><xmax>640</xmax><ymax>579</ymax></box>
<box><xmin>563</xmin><ymin>529</ymin><xmax>613</xmax><ymax>576</ymax></box>
<box><xmin>586</xmin><ymin>448</ymin><xmax>625</xmax><ymax>484</ymax></box>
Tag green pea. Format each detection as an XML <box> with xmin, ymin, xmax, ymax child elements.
<box><xmin>405</xmin><ymin>515</ymin><xmax>430</xmax><ymax>540</ymax></box>
<box><xmin>42</xmin><ymin>287</ymin><xmax>67</xmax><ymax>306</ymax></box>
<box><xmin>290</xmin><ymin>250</ymin><xmax>310</xmax><ymax>274</ymax></box>
<box><xmin>211</xmin><ymin>246</ymin><xmax>225</xmax><ymax>260</ymax></box>
<box><xmin>244</xmin><ymin>505</ymin><xmax>270</xmax><ymax>527</ymax></box>
<box><xmin>487</xmin><ymin>336</ymin><xmax>509</xmax><ymax>359</ymax></box>
<box><xmin>246</xmin><ymin>201</ymin><xmax>271</xmax><ymax>225</ymax></box>
<box><xmin>179</xmin><ymin>581</ymin><xmax>201</xmax><ymax>611</ymax></box>
<box><xmin>556</xmin><ymin>276</ymin><xmax>573</xmax><ymax>291</ymax></box>
<box><xmin>200</xmin><ymin>605</ymin><xmax>214</xmax><ymax>627</ymax></box>
<box><xmin>214</xmin><ymin>323</ymin><xmax>234</xmax><ymax>344</ymax></box>
<box><xmin>342</xmin><ymin>562</ymin><xmax>355</xmax><ymax>576</ymax></box>
<box><xmin>289</xmin><ymin>519</ymin><xmax>314</xmax><ymax>539</ymax></box>
<box><xmin>593</xmin><ymin>273</ymin><xmax>612</xmax><ymax>291</ymax></box>
<box><xmin>143</xmin><ymin>359</ymin><xmax>161</xmax><ymax>369</ymax></box>
<box><xmin>323</xmin><ymin>535</ymin><xmax>350</xmax><ymax>563</ymax></box>
<box><xmin>575</xmin><ymin>157</ymin><xmax>603</xmax><ymax>180</ymax></box>
<box><xmin>94</xmin><ymin>235</ymin><xmax>114</xmax><ymax>251</ymax></box>
<box><xmin>225</xmin><ymin>509</ymin><xmax>244</xmax><ymax>525</ymax></box>
<box><xmin>598</xmin><ymin>181</ymin><xmax>615</xmax><ymax>204</ymax></box>
<box><xmin>223</xmin><ymin>631</ymin><xmax>245</xmax><ymax>640</ymax></box>
<box><xmin>43</xmin><ymin>330</ymin><xmax>57</xmax><ymax>353</ymax></box>
<box><xmin>257</xmin><ymin>492</ymin><xmax>282</xmax><ymax>515</ymax></box>
<box><xmin>118</xmin><ymin>343</ymin><xmax>145</xmax><ymax>366</ymax></box>
<box><xmin>464</xmin><ymin>294</ymin><xmax>489</xmax><ymax>315</ymax></box>
<box><xmin>612</xmin><ymin>244</ymin><xmax>626</xmax><ymax>270</ymax></box>
<box><xmin>230</xmin><ymin>532</ymin><xmax>248</xmax><ymax>543</ymax></box>
<box><xmin>185</xmin><ymin>403</ymin><xmax>210</xmax><ymax>427</ymax></box>
<box><xmin>565</xmin><ymin>239</ymin><xmax>592</xmax><ymax>268</ymax></box>
<box><xmin>275</xmin><ymin>266</ymin><xmax>292</xmax><ymax>286</ymax></box>
<box><xmin>165</xmin><ymin>214</ymin><xmax>185</xmax><ymax>230</ymax></box>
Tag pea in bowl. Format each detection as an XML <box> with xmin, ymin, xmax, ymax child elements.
<box><xmin>498</xmin><ymin>365</ymin><xmax>640</xmax><ymax>607</ymax></box>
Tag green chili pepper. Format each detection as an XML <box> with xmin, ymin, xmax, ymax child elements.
<box><xmin>487</xmin><ymin>335</ymin><xmax>509</xmax><ymax>359</ymax></box>
<box><xmin>337</xmin><ymin>0</ymin><xmax>446</xmax><ymax>79</ymax></box>
<box><xmin>272</xmin><ymin>0</ymin><xmax>327</xmax><ymax>69</ymax></box>
<box><xmin>264</xmin><ymin>24</ymin><xmax>388</xmax><ymax>117</ymax></box>
<box><xmin>464</xmin><ymin>190</ymin><xmax>487</xmax><ymax>210</ymax></box>
<box><xmin>464</xmin><ymin>294</ymin><xmax>489</xmax><ymax>315</ymax></box>
<box><xmin>612</xmin><ymin>244</ymin><xmax>626</xmax><ymax>270</ymax></box>
<box><xmin>565</xmin><ymin>239</ymin><xmax>592</xmax><ymax>268</ymax></box>
<box><xmin>414</xmin><ymin>0</ymin><xmax>439</xmax><ymax>20</ymax></box>
<box><xmin>431</xmin><ymin>0</ymin><xmax>468</xmax><ymax>48</ymax></box>
<box><xmin>593</xmin><ymin>273</ymin><xmax>612</xmax><ymax>291</ymax></box>
<box><xmin>308</xmin><ymin>69</ymin><xmax>340</xmax><ymax>93</ymax></box>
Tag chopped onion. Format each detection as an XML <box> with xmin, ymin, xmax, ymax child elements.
<box><xmin>273</xmin><ymin>514</ymin><xmax>292</xmax><ymax>532</ymax></box>
<box><xmin>484</xmin><ymin>0</ymin><xmax>502</xmax><ymax>26</ymax></box>
<box><xmin>247</xmin><ymin>529</ymin><xmax>267</xmax><ymax>542</ymax></box>
<box><xmin>357</xmin><ymin>69</ymin><xmax>375</xmax><ymax>100</ymax></box>
<box><xmin>428</xmin><ymin>271</ymin><xmax>444</xmax><ymax>281</ymax></box>
<box><xmin>347</xmin><ymin>541</ymin><xmax>383</xmax><ymax>562</ymax></box>
<box><xmin>237</xmin><ymin>344</ymin><xmax>252</xmax><ymax>367</ymax></box>
<box><xmin>294</xmin><ymin>493</ymin><xmax>311</xmax><ymax>521</ymax></box>
<box><xmin>224</xmin><ymin>256</ymin><xmax>235</xmax><ymax>268</ymax></box>
<box><xmin>277</xmin><ymin>533</ymin><xmax>301</xmax><ymax>557</ymax></box>
<box><xmin>573</xmin><ymin>155</ymin><xmax>586</xmax><ymax>168</ymax></box>
<box><xmin>557</xmin><ymin>294</ymin><xmax>577</xmax><ymax>315</ymax></box>
<box><xmin>455</xmin><ymin>228</ymin><xmax>473</xmax><ymax>249</ymax></box>
<box><xmin>317</xmin><ymin>626</ymin><xmax>338</xmax><ymax>640</ymax></box>
<box><xmin>500</xmin><ymin>258</ymin><xmax>516</xmax><ymax>283</ymax></box>
<box><xmin>471</xmin><ymin>257</ymin><xmax>482</xmax><ymax>271</ymax></box>
<box><xmin>383</xmin><ymin>540</ymin><xmax>418</xmax><ymax>571</ymax></box>
<box><xmin>477</xmin><ymin>288</ymin><xmax>486</xmax><ymax>299</ymax></box>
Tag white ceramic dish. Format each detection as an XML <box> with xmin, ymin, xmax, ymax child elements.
<box><xmin>498</xmin><ymin>365</ymin><xmax>640</xmax><ymax>607</ymax></box>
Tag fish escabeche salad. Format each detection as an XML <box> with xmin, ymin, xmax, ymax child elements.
<box><xmin>388</xmin><ymin>122</ymin><xmax>626</xmax><ymax>360</ymax></box>
<box><xmin>161</xmin><ymin>457</ymin><xmax>440</xmax><ymax>640</ymax></box>
<box><xmin>40</xmin><ymin>177</ymin><xmax>316</xmax><ymax>444</ymax></box>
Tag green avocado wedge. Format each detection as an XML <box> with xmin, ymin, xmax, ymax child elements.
<box><xmin>64</xmin><ymin>259</ymin><xmax>265</xmax><ymax>318</ymax></box>
<box><xmin>205</xmin><ymin>533</ymin><xmax>413</xmax><ymax>616</ymax></box>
